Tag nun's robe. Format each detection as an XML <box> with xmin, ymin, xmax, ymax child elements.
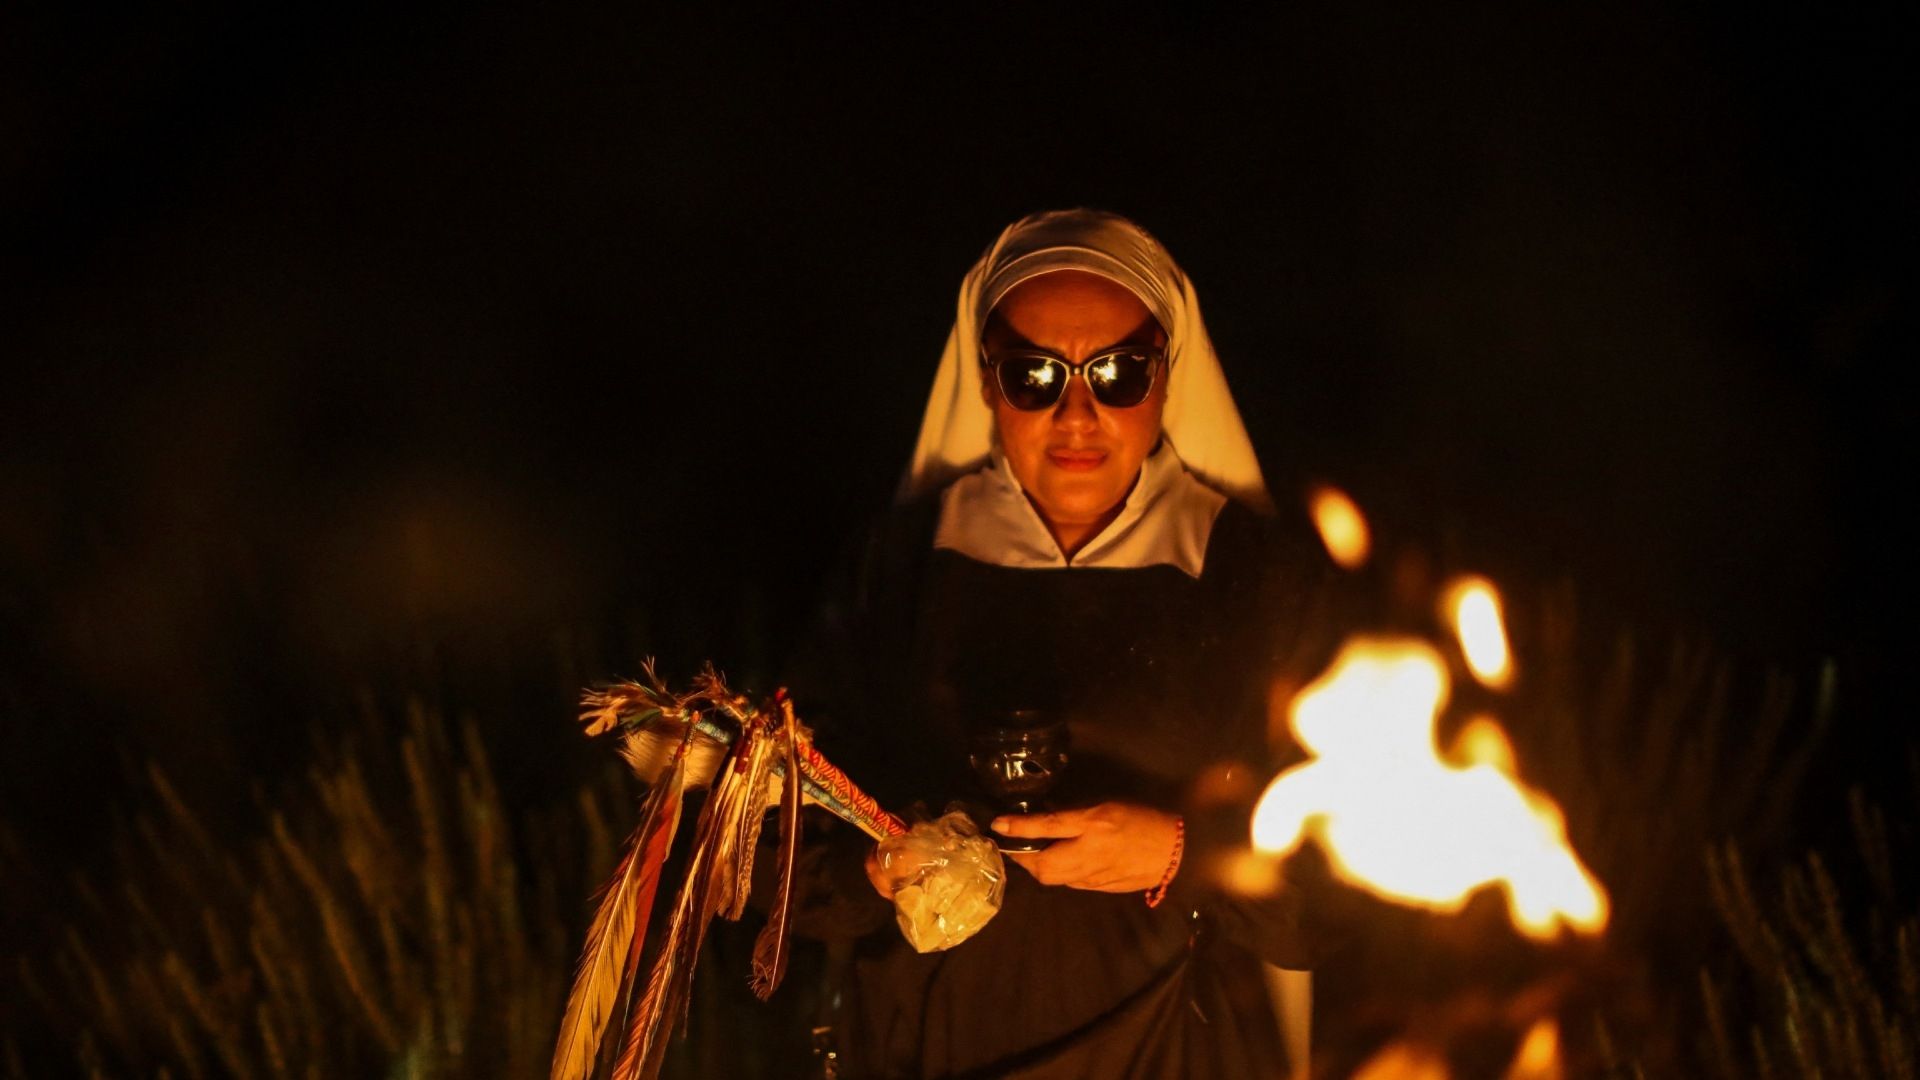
<box><xmin>777</xmin><ymin>490</ymin><xmax>1339</xmax><ymax>1080</ymax></box>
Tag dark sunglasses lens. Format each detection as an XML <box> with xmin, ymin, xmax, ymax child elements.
<box><xmin>997</xmin><ymin>357</ymin><xmax>1067</xmax><ymax>410</ymax></box>
<box><xmin>1086</xmin><ymin>351</ymin><xmax>1157</xmax><ymax>407</ymax></box>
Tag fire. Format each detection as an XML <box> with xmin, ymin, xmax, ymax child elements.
<box><xmin>1277</xmin><ymin>490</ymin><xmax>1593</xmax><ymax>1073</ymax></box>
<box><xmin>1309</xmin><ymin>485</ymin><xmax>1371</xmax><ymax>570</ymax></box>
<box><xmin>1444</xmin><ymin>576</ymin><xmax>1513</xmax><ymax>689</ymax></box>
<box><xmin>1353</xmin><ymin>1018</ymin><xmax>1562</xmax><ymax>1080</ymax></box>
<box><xmin>1250</xmin><ymin>638</ymin><xmax>1608</xmax><ymax>939</ymax></box>
<box><xmin>1504</xmin><ymin>1018</ymin><xmax>1563</xmax><ymax>1080</ymax></box>
<box><xmin>1450</xmin><ymin>715</ymin><xmax>1516</xmax><ymax>774</ymax></box>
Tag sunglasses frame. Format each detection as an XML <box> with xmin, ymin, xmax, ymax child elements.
<box><xmin>981</xmin><ymin>344</ymin><xmax>1167</xmax><ymax>412</ymax></box>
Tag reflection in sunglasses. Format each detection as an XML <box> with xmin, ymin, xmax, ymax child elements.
<box><xmin>987</xmin><ymin>347</ymin><xmax>1163</xmax><ymax>412</ymax></box>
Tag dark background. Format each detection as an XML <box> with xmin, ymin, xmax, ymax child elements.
<box><xmin>1</xmin><ymin>6</ymin><xmax>1907</xmax><ymax>867</ymax></box>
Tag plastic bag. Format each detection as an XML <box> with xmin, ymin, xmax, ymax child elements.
<box><xmin>875</xmin><ymin>810</ymin><xmax>1005</xmax><ymax>953</ymax></box>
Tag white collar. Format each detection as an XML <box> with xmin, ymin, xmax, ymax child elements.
<box><xmin>932</xmin><ymin>439</ymin><xmax>1228</xmax><ymax>577</ymax></box>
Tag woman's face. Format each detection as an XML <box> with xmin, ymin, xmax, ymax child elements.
<box><xmin>981</xmin><ymin>270</ymin><xmax>1167</xmax><ymax>552</ymax></box>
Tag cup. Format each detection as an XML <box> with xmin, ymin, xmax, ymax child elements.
<box><xmin>968</xmin><ymin>709</ymin><xmax>1069</xmax><ymax>853</ymax></box>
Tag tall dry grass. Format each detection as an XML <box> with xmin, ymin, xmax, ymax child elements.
<box><xmin>1512</xmin><ymin>595</ymin><xmax>1880</xmax><ymax>1075</ymax></box>
<box><xmin>1497</xmin><ymin>596</ymin><xmax>1917</xmax><ymax>1077</ymax></box>
<box><xmin>1699</xmin><ymin>772</ymin><xmax>1920</xmax><ymax>1079</ymax></box>
<box><xmin>6</xmin><ymin>701</ymin><xmax>617</xmax><ymax>1078</ymax></box>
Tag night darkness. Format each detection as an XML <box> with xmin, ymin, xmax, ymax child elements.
<box><xmin>2</xmin><ymin>4</ymin><xmax>1910</xmax><ymax>1075</ymax></box>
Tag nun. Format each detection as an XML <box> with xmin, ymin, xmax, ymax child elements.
<box><xmin>781</xmin><ymin>209</ymin><xmax>1337</xmax><ymax>1079</ymax></box>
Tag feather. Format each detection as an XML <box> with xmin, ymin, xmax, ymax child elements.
<box><xmin>679</xmin><ymin>668</ymin><xmax>767</xmax><ymax>920</ymax></box>
<box><xmin>618</xmin><ymin>721</ymin><xmax>728</xmax><ymax>792</ymax></box>
<box><xmin>580</xmin><ymin>659</ymin><xmax>676</xmax><ymax>737</ymax></box>
<box><xmin>692</xmin><ymin>664</ymin><xmax>749</xmax><ymax>720</ymax></box>
<box><xmin>714</xmin><ymin>722</ymin><xmax>776</xmax><ymax>921</ymax></box>
<box><xmin>549</xmin><ymin>741</ymin><xmax>688</xmax><ymax>1080</ymax></box>
<box><xmin>611</xmin><ymin>724</ymin><xmax>763</xmax><ymax>1080</ymax></box>
<box><xmin>750</xmin><ymin>697</ymin><xmax>804</xmax><ymax>999</ymax></box>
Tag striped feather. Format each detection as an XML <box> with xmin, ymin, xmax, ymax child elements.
<box><xmin>750</xmin><ymin>698</ymin><xmax>804</xmax><ymax>999</ymax></box>
<box><xmin>611</xmin><ymin>724</ymin><xmax>762</xmax><ymax>1080</ymax></box>
<box><xmin>549</xmin><ymin>743</ymin><xmax>687</xmax><ymax>1080</ymax></box>
<box><xmin>714</xmin><ymin>725</ymin><xmax>776</xmax><ymax>921</ymax></box>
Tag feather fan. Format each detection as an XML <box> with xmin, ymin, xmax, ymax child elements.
<box><xmin>563</xmin><ymin>667</ymin><xmax>907</xmax><ymax>1080</ymax></box>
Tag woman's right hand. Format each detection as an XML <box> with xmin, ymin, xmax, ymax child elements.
<box><xmin>864</xmin><ymin>842</ymin><xmax>896</xmax><ymax>899</ymax></box>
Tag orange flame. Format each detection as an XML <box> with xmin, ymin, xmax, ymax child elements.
<box><xmin>1354</xmin><ymin>1018</ymin><xmax>1562</xmax><ymax>1080</ymax></box>
<box><xmin>1250</xmin><ymin>638</ymin><xmax>1608</xmax><ymax>939</ymax></box>
<box><xmin>1309</xmin><ymin>485</ymin><xmax>1371</xmax><ymax>570</ymax></box>
<box><xmin>1443</xmin><ymin>576</ymin><xmax>1513</xmax><ymax>690</ymax></box>
<box><xmin>1503</xmin><ymin>1018</ymin><xmax>1563</xmax><ymax>1080</ymax></box>
<box><xmin>1450</xmin><ymin>715</ymin><xmax>1516</xmax><ymax>774</ymax></box>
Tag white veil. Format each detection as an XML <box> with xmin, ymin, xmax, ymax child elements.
<box><xmin>897</xmin><ymin>209</ymin><xmax>1273</xmax><ymax>515</ymax></box>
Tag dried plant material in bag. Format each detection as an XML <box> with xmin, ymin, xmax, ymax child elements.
<box><xmin>876</xmin><ymin>811</ymin><xmax>1005</xmax><ymax>953</ymax></box>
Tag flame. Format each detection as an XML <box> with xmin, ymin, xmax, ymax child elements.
<box><xmin>1355</xmin><ymin>1017</ymin><xmax>1562</xmax><ymax>1080</ymax></box>
<box><xmin>1309</xmin><ymin>485</ymin><xmax>1371</xmax><ymax>570</ymax></box>
<box><xmin>1503</xmin><ymin>1018</ymin><xmax>1563</xmax><ymax>1080</ymax></box>
<box><xmin>1450</xmin><ymin>715</ymin><xmax>1515</xmax><ymax>774</ymax></box>
<box><xmin>1444</xmin><ymin>576</ymin><xmax>1513</xmax><ymax>689</ymax></box>
<box><xmin>1250</xmin><ymin>638</ymin><xmax>1608</xmax><ymax>939</ymax></box>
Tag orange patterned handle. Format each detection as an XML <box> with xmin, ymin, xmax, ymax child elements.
<box><xmin>795</xmin><ymin>738</ymin><xmax>907</xmax><ymax>838</ymax></box>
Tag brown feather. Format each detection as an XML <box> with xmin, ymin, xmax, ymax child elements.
<box><xmin>611</xmin><ymin>724</ymin><xmax>763</xmax><ymax>1080</ymax></box>
<box><xmin>549</xmin><ymin>743</ymin><xmax>687</xmax><ymax>1080</ymax></box>
<box><xmin>688</xmin><ymin>673</ymin><xmax>778</xmax><ymax>920</ymax></box>
<box><xmin>750</xmin><ymin>699</ymin><xmax>805</xmax><ymax>999</ymax></box>
<box><xmin>582</xmin><ymin>659</ymin><xmax>695</xmax><ymax>737</ymax></box>
<box><xmin>715</xmin><ymin>722</ymin><xmax>776</xmax><ymax>920</ymax></box>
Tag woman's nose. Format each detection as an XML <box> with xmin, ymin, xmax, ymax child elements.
<box><xmin>1052</xmin><ymin>377</ymin><xmax>1100</xmax><ymax>430</ymax></box>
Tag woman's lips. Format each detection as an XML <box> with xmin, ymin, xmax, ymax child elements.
<box><xmin>1046</xmin><ymin>449</ymin><xmax>1108</xmax><ymax>471</ymax></box>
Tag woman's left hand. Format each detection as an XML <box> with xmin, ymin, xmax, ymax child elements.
<box><xmin>992</xmin><ymin>802</ymin><xmax>1180</xmax><ymax>893</ymax></box>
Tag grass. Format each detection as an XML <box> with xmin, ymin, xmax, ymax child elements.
<box><xmin>1699</xmin><ymin>776</ymin><xmax>1920</xmax><ymax>1079</ymax></box>
<box><xmin>6</xmin><ymin>701</ymin><xmax>600</xmax><ymax>1078</ymax></box>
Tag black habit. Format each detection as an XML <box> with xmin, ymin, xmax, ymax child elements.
<box><xmin>773</xmin><ymin>495</ymin><xmax>1341</xmax><ymax>1080</ymax></box>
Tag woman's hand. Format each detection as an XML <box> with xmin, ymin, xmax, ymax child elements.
<box><xmin>864</xmin><ymin>843</ymin><xmax>897</xmax><ymax>900</ymax></box>
<box><xmin>993</xmin><ymin>802</ymin><xmax>1180</xmax><ymax>893</ymax></box>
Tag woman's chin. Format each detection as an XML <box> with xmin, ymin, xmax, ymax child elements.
<box><xmin>1032</xmin><ymin>483</ymin><xmax>1129</xmax><ymax>531</ymax></box>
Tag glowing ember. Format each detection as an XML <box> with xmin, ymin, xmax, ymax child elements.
<box><xmin>1250</xmin><ymin>638</ymin><xmax>1608</xmax><ymax>939</ymax></box>
<box><xmin>1444</xmin><ymin>576</ymin><xmax>1514</xmax><ymax>690</ymax></box>
<box><xmin>1309</xmin><ymin>485</ymin><xmax>1371</xmax><ymax>570</ymax></box>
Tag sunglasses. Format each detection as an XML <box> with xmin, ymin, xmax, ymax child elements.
<box><xmin>983</xmin><ymin>344</ymin><xmax>1165</xmax><ymax>411</ymax></box>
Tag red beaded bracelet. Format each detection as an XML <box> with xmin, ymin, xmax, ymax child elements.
<box><xmin>1143</xmin><ymin>815</ymin><xmax>1185</xmax><ymax>909</ymax></box>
